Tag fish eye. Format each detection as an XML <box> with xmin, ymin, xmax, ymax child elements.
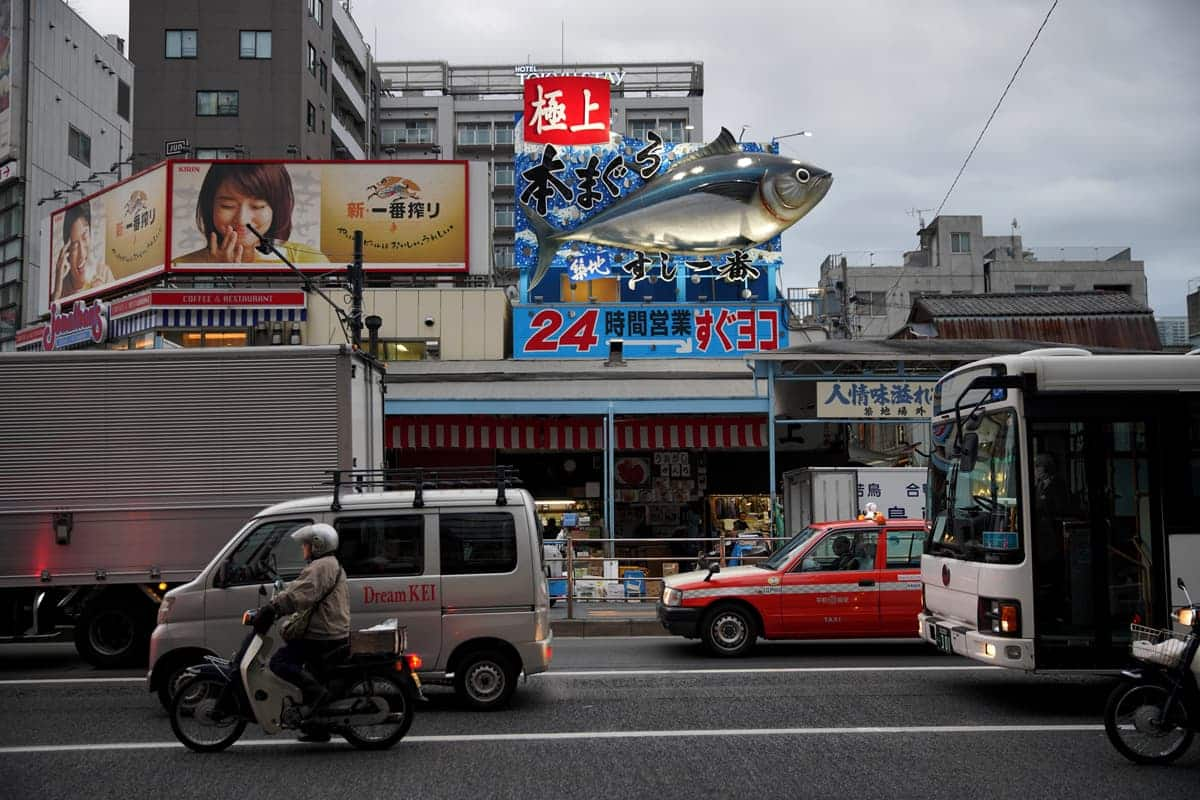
<box><xmin>794</xmin><ymin>168</ymin><xmax>811</xmax><ymax>184</ymax></box>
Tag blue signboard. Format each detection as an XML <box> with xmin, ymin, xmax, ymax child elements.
<box><xmin>513</xmin><ymin>302</ymin><xmax>788</xmax><ymax>359</ymax></box>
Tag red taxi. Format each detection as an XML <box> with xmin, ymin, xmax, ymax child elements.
<box><xmin>657</xmin><ymin>518</ymin><xmax>927</xmax><ymax>656</ymax></box>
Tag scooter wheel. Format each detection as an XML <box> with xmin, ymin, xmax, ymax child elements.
<box><xmin>341</xmin><ymin>674</ymin><xmax>415</xmax><ymax>750</ymax></box>
<box><xmin>169</xmin><ymin>676</ymin><xmax>246</xmax><ymax>753</ymax></box>
<box><xmin>1104</xmin><ymin>679</ymin><xmax>1194</xmax><ymax>765</ymax></box>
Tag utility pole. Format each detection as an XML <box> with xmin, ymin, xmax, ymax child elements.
<box><xmin>347</xmin><ymin>230</ymin><xmax>365</xmax><ymax>348</ymax></box>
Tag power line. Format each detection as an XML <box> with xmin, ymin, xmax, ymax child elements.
<box><xmin>935</xmin><ymin>0</ymin><xmax>1059</xmax><ymax>217</ymax></box>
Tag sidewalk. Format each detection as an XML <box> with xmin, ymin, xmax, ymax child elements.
<box><xmin>549</xmin><ymin>599</ymin><xmax>666</xmax><ymax>637</ymax></box>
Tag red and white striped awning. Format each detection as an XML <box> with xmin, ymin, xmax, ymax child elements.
<box><xmin>388</xmin><ymin>415</ymin><xmax>767</xmax><ymax>450</ymax></box>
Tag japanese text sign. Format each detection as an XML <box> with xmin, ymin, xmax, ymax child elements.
<box><xmin>514</xmin><ymin>302</ymin><xmax>787</xmax><ymax>359</ymax></box>
<box><xmin>523</xmin><ymin>76</ymin><xmax>611</xmax><ymax>146</ymax></box>
<box><xmin>817</xmin><ymin>381</ymin><xmax>935</xmax><ymax>419</ymax></box>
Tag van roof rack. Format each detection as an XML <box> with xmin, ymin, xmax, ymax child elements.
<box><xmin>325</xmin><ymin>466</ymin><xmax>522</xmax><ymax>511</ymax></box>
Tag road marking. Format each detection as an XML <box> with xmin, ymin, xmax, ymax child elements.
<box><xmin>0</xmin><ymin>724</ymin><xmax>1105</xmax><ymax>754</ymax></box>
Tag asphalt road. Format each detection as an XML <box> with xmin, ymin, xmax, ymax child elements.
<box><xmin>1</xmin><ymin>637</ymin><xmax>1196</xmax><ymax>799</ymax></box>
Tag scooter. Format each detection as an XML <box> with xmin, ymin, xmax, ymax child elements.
<box><xmin>1104</xmin><ymin>577</ymin><xmax>1200</xmax><ymax>765</ymax></box>
<box><xmin>168</xmin><ymin>605</ymin><xmax>420</xmax><ymax>752</ymax></box>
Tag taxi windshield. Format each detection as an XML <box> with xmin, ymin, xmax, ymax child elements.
<box><xmin>757</xmin><ymin>527</ymin><xmax>818</xmax><ymax>570</ymax></box>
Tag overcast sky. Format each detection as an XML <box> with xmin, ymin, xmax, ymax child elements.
<box><xmin>73</xmin><ymin>0</ymin><xmax>1199</xmax><ymax>315</ymax></box>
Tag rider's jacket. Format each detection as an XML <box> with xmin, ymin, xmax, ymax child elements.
<box><xmin>272</xmin><ymin>554</ymin><xmax>351</xmax><ymax>640</ymax></box>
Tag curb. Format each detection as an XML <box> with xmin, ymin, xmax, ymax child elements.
<box><xmin>551</xmin><ymin>619</ymin><xmax>665</xmax><ymax>637</ymax></box>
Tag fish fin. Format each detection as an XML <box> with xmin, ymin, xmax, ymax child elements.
<box><xmin>670</xmin><ymin>127</ymin><xmax>742</xmax><ymax>170</ymax></box>
<box><xmin>522</xmin><ymin>202</ymin><xmax>561</xmax><ymax>291</ymax></box>
<box><xmin>695</xmin><ymin>181</ymin><xmax>759</xmax><ymax>202</ymax></box>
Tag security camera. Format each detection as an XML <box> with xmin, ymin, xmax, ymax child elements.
<box><xmin>423</xmin><ymin>316</ymin><xmax>435</xmax><ymax>327</ymax></box>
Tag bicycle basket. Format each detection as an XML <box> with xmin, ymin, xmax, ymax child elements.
<box><xmin>1129</xmin><ymin>624</ymin><xmax>1190</xmax><ymax>669</ymax></box>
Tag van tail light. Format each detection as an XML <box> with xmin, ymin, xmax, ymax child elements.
<box><xmin>978</xmin><ymin>598</ymin><xmax>1021</xmax><ymax>637</ymax></box>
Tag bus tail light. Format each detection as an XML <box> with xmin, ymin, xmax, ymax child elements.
<box><xmin>979</xmin><ymin>598</ymin><xmax>1021</xmax><ymax>637</ymax></box>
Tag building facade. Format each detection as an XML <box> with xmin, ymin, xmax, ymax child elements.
<box><xmin>1</xmin><ymin>0</ymin><xmax>134</xmax><ymax>350</ymax></box>
<box><xmin>1155</xmin><ymin>316</ymin><xmax>1189</xmax><ymax>348</ymax></box>
<box><xmin>816</xmin><ymin>215</ymin><xmax>1149</xmax><ymax>339</ymax></box>
<box><xmin>128</xmin><ymin>0</ymin><xmax>376</xmax><ymax>169</ymax></box>
<box><xmin>374</xmin><ymin>61</ymin><xmax>704</xmax><ymax>282</ymax></box>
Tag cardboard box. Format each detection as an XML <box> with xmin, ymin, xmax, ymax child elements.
<box><xmin>662</xmin><ymin>562</ymin><xmax>680</xmax><ymax>577</ymax></box>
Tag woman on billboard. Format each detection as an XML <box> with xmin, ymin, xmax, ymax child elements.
<box><xmin>175</xmin><ymin>163</ymin><xmax>328</xmax><ymax>264</ymax></box>
<box><xmin>52</xmin><ymin>201</ymin><xmax>115</xmax><ymax>304</ymax></box>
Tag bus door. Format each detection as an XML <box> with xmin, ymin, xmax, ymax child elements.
<box><xmin>1028</xmin><ymin>410</ymin><xmax>1163</xmax><ymax>669</ymax></box>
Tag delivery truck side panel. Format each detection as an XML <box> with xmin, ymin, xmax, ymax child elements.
<box><xmin>782</xmin><ymin>467</ymin><xmax>928</xmax><ymax>535</ymax></box>
<box><xmin>0</xmin><ymin>345</ymin><xmax>384</xmax><ymax>666</ymax></box>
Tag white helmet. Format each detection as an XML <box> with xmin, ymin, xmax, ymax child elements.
<box><xmin>291</xmin><ymin>523</ymin><xmax>338</xmax><ymax>558</ymax></box>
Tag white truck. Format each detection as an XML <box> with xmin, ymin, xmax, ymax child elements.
<box><xmin>781</xmin><ymin>466</ymin><xmax>927</xmax><ymax>533</ymax></box>
<box><xmin>0</xmin><ymin>345</ymin><xmax>384</xmax><ymax>667</ymax></box>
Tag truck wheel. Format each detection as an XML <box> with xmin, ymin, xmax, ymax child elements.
<box><xmin>454</xmin><ymin>650</ymin><xmax>518</xmax><ymax>711</ymax></box>
<box><xmin>701</xmin><ymin>604</ymin><xmax>757</xmax><ymax>657</ymax></box>
<box><xmin>75</xmin><ymin>601</ymin><xmax>148</xmax><ymax>668</ymax></box>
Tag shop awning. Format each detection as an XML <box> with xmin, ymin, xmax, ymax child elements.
<box><xmin>108</xmin><ymin>289</ymin><xmax>307</xmax><ymax>337</ymax></box>
<box><xmin>389</xmin><ymin>415</ymin><xmax>767</xmax><ymax>450</ymax></box>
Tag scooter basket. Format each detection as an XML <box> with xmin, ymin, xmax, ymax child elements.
<box><xmin>1129</xmin><ymin>624</ymin><xmax>1189</xmax><ymax>669</ymax></box>
<box><xmin>350</xmin><ymin>618</ymin><xmax>407</xmax><ymax>656</ymax></box>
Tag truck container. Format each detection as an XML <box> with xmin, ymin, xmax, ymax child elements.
<box><xmin>0</xmin><ymin>345</ymin><xmax>384</xmax><ymax>667</ymax></box>
<box><xmin>781</xmin><ymin>466</ymin><xmax>927</xmax><ymax>533</ymax></box>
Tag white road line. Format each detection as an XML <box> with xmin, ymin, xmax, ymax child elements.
<box><xmin>0</xmin><ymin>724</ymin><xmax>1105</xmax><ymax>754</ymax></box>
<box><xmin>0</xmin><ymin>677</ymin><xmax>144</xmax><ymax>686</ymax></box>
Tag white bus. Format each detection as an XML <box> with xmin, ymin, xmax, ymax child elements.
<box><xmin>918</xmin><ymin>348</ymin><xmax>1200</xmax><ymax>671</ymax></box>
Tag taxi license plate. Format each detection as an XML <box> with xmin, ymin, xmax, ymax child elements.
<box><xmin>934</xmin><ymin>624</ymin><xmax>953</xmax><ymax>654</ymax></box>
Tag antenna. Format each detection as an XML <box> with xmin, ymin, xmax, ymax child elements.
<box><xmin>907</xmin><ymin>207</ymin><xmax>934</xmax><ymax>229</ymax></box>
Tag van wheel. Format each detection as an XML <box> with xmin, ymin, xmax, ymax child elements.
<box><xmin>75</xmin><ymin>601</ymin><xmax>148</xmax><ymax>668</ymax></box>
<box><xmin>701</xmin><ymin>604</ymin><xmax>757</xmax><ymax>657</ymax></box>
<box><xmin>454</xmin><ymin>650</ymin><xmax>518</xmax><ymax>711</ymax></box>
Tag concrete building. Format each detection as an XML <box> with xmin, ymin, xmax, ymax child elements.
<box><xmin>1</xmin><ymin>0</ymin><xmax>134</xmax><ymax>350</ymax></box>
<box><xmin>128</xmin><ymin>0</ymin><xmax>377</xmax><ymax>170</ymax></box>
<box><xmin>1188</xmin><ymin>280</ymin><xmax>1200</xmax><ymax>347</ymax></box>
<box><xmin>374</xmin><ymin>61</ymin><xmax>704</xmax><ymax>282</ymax></box>
<box><xmin>815</xmin><ymin>215</ymin><xmax>1149</xmax><ymax>339</ymax></box>
<box><xmin>1155</xmin><ymin>316</ymin><xmax>1188</xmax><ymax>348</ymax></box>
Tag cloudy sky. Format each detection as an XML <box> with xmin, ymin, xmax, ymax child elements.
<box><xmin>74</xmin><ymin>0</ymin><xmax>1199</xmax><ymax>314</ymax></box>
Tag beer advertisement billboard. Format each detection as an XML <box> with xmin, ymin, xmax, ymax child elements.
<box><xmin>169</xmin><ymin>160</ymin><xmax>468</xmax><ymax>274</ymax></box>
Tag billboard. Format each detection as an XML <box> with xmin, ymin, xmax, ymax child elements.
<box><xmin>0</xmin><ymin>0</ymin><xmax>11</xmax><ymax>163</ymax></box>
<box><xmin>522</xmin><ymin>76</ymin><xmax>611</xmax><ymax>146</ymax></box>
<box><xmin>48</xmin><ymin>164</ymin><xmax>168</xmax><ymax>308</ymax></box>
<box><xmin>169</xmin><ymin>160</ymin><xmax>468</xmax><ymax>274</ymax></box>
<box><xmin>513</xmin><ymin>302</ymin><xmax>787</xmax><ymax>359</ymax></box>
<box><xmin>816</xmin><ymin>381</ymin><xmax>936</xmax><ymax>419</ymax></box>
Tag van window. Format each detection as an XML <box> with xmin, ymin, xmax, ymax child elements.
<box><xmin>439</xmin><ymin>512</ymin><xmax>518</xmax><ymax>575</ymax></box>
<box><xmin>886</xmin><ymin>530</ymin><xmax>924</xmax><ymax>568</ymax></box>
<box><xmin>335</xmin><ymin>515</ymin><xmax>424</xmax><ymax>577</ymax></box>
<box><xmin>224</xmin><ymin>519</ymin><xmax>311</xmax><ymax>584</ymax></box>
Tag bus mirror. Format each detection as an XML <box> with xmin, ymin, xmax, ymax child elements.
<box><xmin>959</xmin><ymin>432</ymin><xmax>980</xmax><ymax>473</ymax></box>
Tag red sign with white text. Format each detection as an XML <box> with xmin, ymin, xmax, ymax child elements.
<box><xmin>523</xmin><ymin>77</ymin><xmax>611</xmax><ymax>145</ymax></box>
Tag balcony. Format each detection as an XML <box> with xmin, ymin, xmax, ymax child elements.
<box><xmin>332</xmin><ymin>59</ymin><xmax>367</xmax><ymax>123</ymax></box>
<box><xmin>331</xmin><ymin>115</ymin><xmax>366</xmax><ymax>160</ymax></box>
<box><xmin>332</xmin><ymin>1</ymin><xmax>368</xmax><ymax>73</ymax></box>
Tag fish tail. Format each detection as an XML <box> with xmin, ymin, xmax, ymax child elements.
<box><xmin>521</xmin><ymin>202</ymin><xmax>561</xmax><ymax>291</ymax></box>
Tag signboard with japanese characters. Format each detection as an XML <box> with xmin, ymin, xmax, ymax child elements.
<box><xmin>170</xmin><ymin>160</ymin><xmax>468</xmax><ymax>274</ymax></box>
<box><xmin>816</xmin><ymin>381</ymin><xmax>935</xmax><ymax>419</ymax></box>
<box><xmin>513</xmin><ymin>302</ymin><xmax>787</xmax><ymax>359</ymax></box>
<box><xmin>523</xmin><ymin>76</ymin><xmax>610</xmax><ymax>146</ymax></box>
<box><xmin>856</xmin><ymin>471</ymin><xmax>928</xmax><ymax>520</ymax></box>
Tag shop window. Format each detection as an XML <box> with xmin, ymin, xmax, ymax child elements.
<box><xmin>165</xmin><ymin>29</ymin><xmax>197</xmax><ymax>59</ymax></box>
<box><xmin>335</xmin><ymin>515</ymin><xmax>424</xmax><ymax>577</ymax></box>
<box><xmin>439</xmin><ymin>513</ymin><xmax>517</xmax><ymax>575</ymax></box>
<box><xmin>379</xmin><ymin>340</ymin><xmax>433</xmax><ymax>362</ymax></box>
<box><xmin>561</xmin><ymin>275</ymin><xmax>619</xmax><ymax>303</ymax></box>
<box><xmin>165</xmin><ymin>330</ymin><xmax>248</xmax><ymax>348</ymax></box>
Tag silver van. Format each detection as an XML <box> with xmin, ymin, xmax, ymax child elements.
<box><xmin>148</xmin><ymin>479</ymin><xmax>552</xmax><ymax>711</ymax></box>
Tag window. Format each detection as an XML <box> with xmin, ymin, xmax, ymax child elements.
<box><xmin>885</xmin><ymin>530</ymin><xmax>924</xmax><ymax>568</ymax></box>
<box><xmin>117</xmin><ymin>80</ymin><xmax>131</xmax><ymax>121</ymax></box>
<box><xmin>1095</xmin><ymin>284</ymin><xmax>1133</xmax><ymax>295</ymax></box>
<box><xmin>307</xmin><ymin>42</ymin><xmax>317</xmax><ymax>75</ymax></box>
<box><xmin>379</xmin><ymin>341</ymin><xmax>434</xmax><ymax>362</ymax></box>
<box><xmin>627</xmin><ymin>118</ymin><xmax>687</xmax><ymax>142</ymax></box>
<box><xmin>0</xmin><ymin>204</ymin><xmax>23</xmax><ymax>240</ymax></box>
<box><xmin>306</xmin><ymin>101</ymin><xmax>316</xmax><ymax>131</ymax></box>
<box><xmin>382</xmin><ymin>120</ymin><xmax>434</xmax><ymax>145</ymax></box>
<box><xmin>1058</xmin><ymin>284</ymin><xmax>1075</xmax><ymax>292</ymax></box>
<box><xmin>853</xmin><ymin>290</ymin><xmax>887</xmax><ymax>316</ymax></box>
<box><xmin>196</xmin><ymin>91</ymin><xmax>238</xmax><ymax>116</ymax></box>
<box><xmin>335</xmin><ymin>515</ymin><xmax>424</xmax><ymax>577</ymax></box>
<box><xmin>239</xmin><ymin>30</ymin><xmax>272</xmax><ymax>59</ymax></box>
<box><xmin>194</xmin><ymin>147</ymin><xmax>240</xmax><ymax>160</ymax></box>
<box><xmin>457</xmin><ymin>122</ymin><xmax>492</xmax><ymax>146</ymax></box>
<box><xmin>68</xmin><ymin>126</ymin><xmax>91</xmax><ymax>166</ymax></box>
<box><xmin>494</xmin><ymin>163</ymin><xmax>514</xmax><ymax>187</ymax></box>
<box><xmin>950</xmin><ymin>232</ymin><xmax>971</xmax><ymax>253</ymax></box>
<box><xmin>165</xmin><ymin>29</ymin><xmax>197</xmax><ymax>59</ymax></box>
<box><xmin>494</xmin><ymin>203</ymin><xmax>514</xmax><ymax>227</ymax></box>
<box><xmin>221</xmin><ymin>519</ymin><xmax>312</xmax><ymax>585</ymax></box>
<box><xmin>319</xmin><ymin>60</ymin><xmax>328</xmax><ymax>91</ymax></box>
<box><xmin>494</xmin><ymin>125</ymin><xmax>514</xmax><ymax>145</ymax></box>
<box><xmin>795</xmin><ymin>530</ymin><xmax>878</xmax><ymax>572</ymax></box>
<box><xmin>493</xmin><ymin>244</ymin><xmax>514</xmax><ymax>269</ymax></box>
<box><xmin>439</xmin><ymin>513</ymin><xmax>517</xmax><ymax>575</ymax></box>
<box><xmin>309</xmin><ymin>0</ymin><xmax>324</xmax><ymax>27</ymax></box>
<box><xmin>1013</xmin><ymin>284</ymin><xmax>1050</xmax><ymax>293</ymax></box>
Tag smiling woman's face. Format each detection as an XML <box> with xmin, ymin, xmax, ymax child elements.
<box><xmin>212</xmin><ymin>180</ymin><xmax>273</xmax><ymax>248</ymax></box>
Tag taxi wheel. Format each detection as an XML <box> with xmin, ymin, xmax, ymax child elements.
<box><xmin>701</xmin><ymin>604</ymin><xmax>757</xmax><ymax>657</ymax></box>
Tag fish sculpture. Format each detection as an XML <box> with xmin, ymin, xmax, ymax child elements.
<box><xmin>522</xmin><ymin>127</ymin><xmax>832</xmax><ymax>289</ymax></box>
<box><xmin>366</xmin><ymin>176</ymin><xmax>422</xmax><ymax>201</ymax></box>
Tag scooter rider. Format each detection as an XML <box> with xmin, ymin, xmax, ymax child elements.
<box><xmin>267</xmin><ymin>523</ymin><xmax>349</xmax><ymax>736</ymax></box>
